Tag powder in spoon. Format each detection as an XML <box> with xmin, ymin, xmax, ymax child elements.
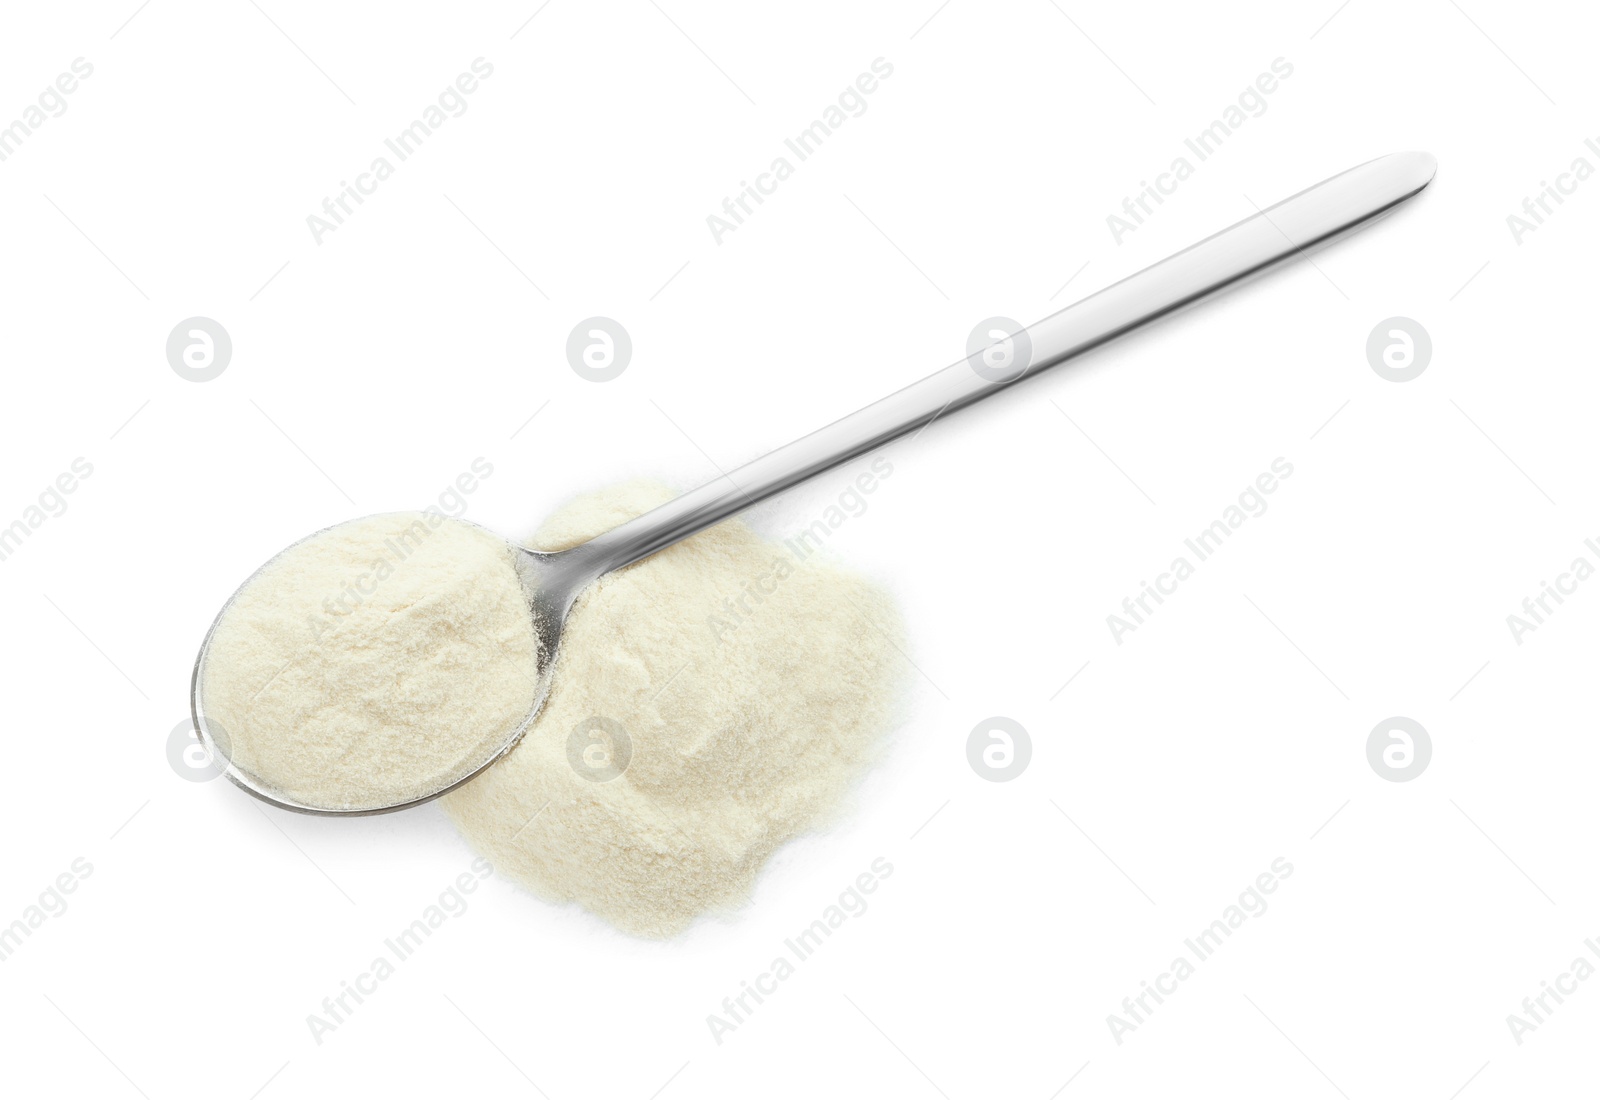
<box><xmin>199</xmin><ymin>512</ymin><xmax>539</xmax><ymax>811</ymax></box>
<box><xmin>442</xmin><ymin>481</ymin><xmax>907</xmax><ymax>937</ymax></box>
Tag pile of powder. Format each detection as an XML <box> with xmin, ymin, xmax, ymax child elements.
<box><xmin>200</xmin><ymin>512</ymin><xmax>539</xmax><ymax>812</ymax></box>
<box><xmin>442</xmin><ymin>481</ymin><xmax>907</xmax><ymax>938</ymax></box>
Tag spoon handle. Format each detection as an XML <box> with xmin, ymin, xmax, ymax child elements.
<box><xmin>576</xmin><ymin>152</ymin><xmax>1436</xmax><ymax>576</ymax></box>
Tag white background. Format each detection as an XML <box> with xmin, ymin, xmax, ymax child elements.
<box><xmin>0</xmin><ymin>1</ymin><xmax>1595</xmax><ymax>1096</ymax></box>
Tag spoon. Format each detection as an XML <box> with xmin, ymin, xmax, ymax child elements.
<box><xmin>192</xmin><ymin>151</ymin><xmax>1436</xmax><ymax>814</ymax></box>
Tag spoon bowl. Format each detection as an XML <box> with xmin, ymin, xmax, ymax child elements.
<box><xmin>190</xmin><ymin>518</ymin><xmax>594</xmax><ymax>815</ymax></box>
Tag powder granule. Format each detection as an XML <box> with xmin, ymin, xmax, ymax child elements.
<box><xmin>200</xmin><ymin>512</ymin><xmax>539</xmax><ymax>811</ymax></box>
<box><xmin>442</xmin><ymin>482</ymin><xmax>907</xmax><ymax>938</ymax></box>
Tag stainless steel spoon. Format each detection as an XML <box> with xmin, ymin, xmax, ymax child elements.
<box><xmin>192</xmin><ymin>151</ymin><xmax>1437</xmax><ymax>815</ymax></box>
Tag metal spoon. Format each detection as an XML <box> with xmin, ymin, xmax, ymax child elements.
<box><xmin>192</xmin><ymin>151</ymin><xmax>1437</xmax><ymax>815</ymax></box>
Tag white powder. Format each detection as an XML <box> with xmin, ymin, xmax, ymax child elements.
<box><xmin>442</xmin><ymin>482</ymin><xmax>907</xmax><ymax>938</ymax></box>
<box><xmin>200</xmin><ymin>512</ymin><xmax>540</xmax><ymax>811</ymax></box>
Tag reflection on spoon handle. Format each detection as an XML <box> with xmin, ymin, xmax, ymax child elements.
<box><xmin>576</xmin><ymin>152</ymin><xmax>1437</xmax><ymax>575</ymax></box>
